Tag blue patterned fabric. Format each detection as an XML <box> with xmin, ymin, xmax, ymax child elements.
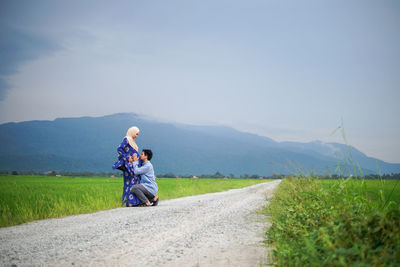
<box><xmin>112</xmin><ymin>137</ymin><xmax>141</xmax><ymax>207</ymax></box>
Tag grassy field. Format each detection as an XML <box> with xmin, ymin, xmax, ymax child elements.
<box><xmin>0</xmin><ymin>175</ymin><xmax>268</xmax><ymax>227</ymax></box>
<box><xmin>321</xmin><ymin>179</ymin><xmax>400</xmax><ymax>205</ymax></box>
<box><xmin>264</xmin><ymin>178</ymin><xmax>400</xmax><ymax>266</ymax></box>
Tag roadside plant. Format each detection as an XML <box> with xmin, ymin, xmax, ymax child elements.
<box><xmin>265</xmin><ymin>177</ymin><xmax>400</xmax><ymax>266</ymax></box>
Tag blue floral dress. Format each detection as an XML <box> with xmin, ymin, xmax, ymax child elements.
<box><xmin>112</xmin><ymin>137</ymin><xmax>141</xmax><ymax>207</ymax></box>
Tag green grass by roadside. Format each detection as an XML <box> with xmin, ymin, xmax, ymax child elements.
<box><xmin>263</xmin><ymin>178</ymin><xmax>400</xmax><ymax>266</ymax></box>
<box><xmin>0</xmin><ymin>175</ymin><xmax>269</xmax><ymax>227</ymax></box>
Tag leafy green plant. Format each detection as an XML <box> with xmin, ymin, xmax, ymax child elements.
<box><xmin>264</xmin><ymin>178</ymin><xmax>400</xmax><ymax>266</ymax></box>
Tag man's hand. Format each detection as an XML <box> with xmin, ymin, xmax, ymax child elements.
<box><xmin>128</xmin><ymin>156</ymin><xmax>133</xmax><ymax>162</ymax></box>
<box><xmin>133</xmin><ymin>153</ymin><xmax>139</xmax><ymax>162</ymax></box>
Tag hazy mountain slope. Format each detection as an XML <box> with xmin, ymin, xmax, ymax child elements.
<box><xmin>0</xmin><ymin>113</ymin><xmax>398</xmax><ymax>175</ymax></box>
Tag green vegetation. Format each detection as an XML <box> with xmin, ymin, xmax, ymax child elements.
<box><xmin>264</xmin><ymin>178</ymin><xmax>400</xmax><ymax>266</ymax></box>
<box><xmin>0</xmin><ymin>175</ymin><xmax>267</xmax><ymax>227</ymax></box>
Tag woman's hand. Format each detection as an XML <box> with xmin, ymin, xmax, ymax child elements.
<box><xmin>128</xmin><ymin>154</ymin><xmax>138</xmax><ymax>162</ymax></box>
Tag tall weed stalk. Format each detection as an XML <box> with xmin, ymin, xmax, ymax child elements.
<box><xmin>265</xmin><ymin>121</ymin><xmax>400</xmax><ymax>266</ymax></box>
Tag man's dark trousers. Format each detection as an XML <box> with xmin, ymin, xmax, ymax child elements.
<box><xmin>131</xmin><ymin>184</ymin><xmax>155</xmax><ymax>203</ymax></box>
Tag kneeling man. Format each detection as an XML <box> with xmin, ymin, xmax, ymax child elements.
<box><xmin>129</xmin><ymin>149</ymin><xmax>159</xmax><ymax>206</ymax></box>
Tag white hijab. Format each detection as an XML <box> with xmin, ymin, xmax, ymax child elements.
<box><xmin>125</xmin><ymin>126</ymin><xmax>139</xmax><ymax>152</ymax></box>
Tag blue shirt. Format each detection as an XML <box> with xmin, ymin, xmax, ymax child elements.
<box><xmin>132</xmin><ymin>160</ymin><xmax>158</xmax><ymax>196</ymax></box>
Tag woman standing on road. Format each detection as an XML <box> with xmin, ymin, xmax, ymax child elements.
<box><xmin>112</xmin><ymin>126</ymin><xmax>141</xmax><ymax>206</ymax></box>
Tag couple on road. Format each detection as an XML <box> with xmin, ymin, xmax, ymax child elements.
<box><xmin>112</xmin><ymin>126</ymin><xmax>159</xmax><ymax>207</ymax></box>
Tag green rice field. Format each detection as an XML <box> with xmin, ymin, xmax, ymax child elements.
<box><xmin>0</xmin><ymin>175</ymin><xmax>268</xmax><ymax>227</ymax></box>
<box><xmin>321</xmin><ymin>179</ymin><xmax>400</xmax><ymax>204</ymax></box>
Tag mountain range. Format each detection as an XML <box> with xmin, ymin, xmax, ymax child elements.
<box><xmin>0</xmin><ymin>113</ymin><xmax>399</xmax><ymax>176</ymax></box>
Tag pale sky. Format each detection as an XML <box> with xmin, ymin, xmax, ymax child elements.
<box><xmin>0</xmin><ymin>0</ymin><xmax>399</xmax><ymax>163</ymax></box>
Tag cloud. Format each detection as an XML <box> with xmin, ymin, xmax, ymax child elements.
<box><xmin>0</xmin><ymin>25</ymin><xmax>61</xmax><ymax>100</ymax></box>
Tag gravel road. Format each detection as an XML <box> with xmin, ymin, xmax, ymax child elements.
<box><xmin>1</xmin><ymin>180</ymin><xmax>281</xmax><ymax>267</ymax></box>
